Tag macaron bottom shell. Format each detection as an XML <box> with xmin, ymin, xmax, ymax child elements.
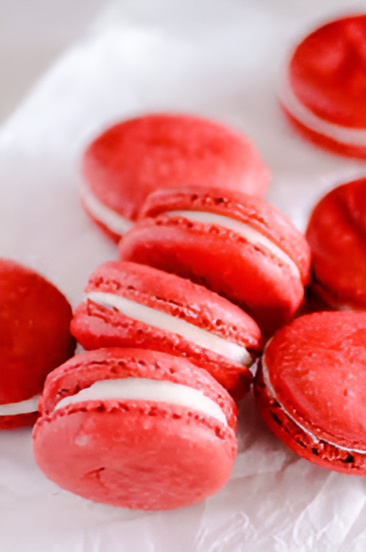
<box><xmin>254</xmin><ymin>367</ymin><xmax>366</xmax><ymax>476</ymax></box>
<box><xmin>71</xmin><ymin>300</ymin><xmax>253</xmax><ymax>400</ymax></box>
<box><xmin>0</xmin><ymin>411</ymin><xmax>39</xmax><ymax>431</ymax></box>
<box><xmin>280</xmin><ymin>104</ymin><xmax>366</xmax><ymax>159</ymax></box>
<box><xmin>33</xmin><ymin>400</ymin><xmax>236</xmax><ymax>510</ymax></box>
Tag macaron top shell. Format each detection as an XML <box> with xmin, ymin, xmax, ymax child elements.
<box><xmin>0</xmin><ymin>258</ymin><xmax>75</xmax><ymax>405</ymax></box>
<box><xmin>263</xmin><ymin>311</ymin><xmax>366</xmax><ymax>451</ymax></box>
<box><xmin>82</xmin><ymin>260</ymin><xmax>262</xmax><ymax>351</ymax></box>
<box><xmin>140</xmin><ymin>187</ymin><xmax>311</xmax><ymax>284</ymax></box>
<box><xmin>38</xmin><ymin>347</ymin><xmax>237</xmax><ymax>430</ymax></box>
<box><xmin>288</xmin><ymin>14</ymin><xmax>366</xmax><ymax>128</ymax></box>
<box><xmin>82</xmin><ymin>113</ymin><xmax>270</xmax><ymax>222</ymax></box>
<box><xmin>306</xmin><ymin>177</ymin><xmax>366</xmax><ymax>309</ymax></box>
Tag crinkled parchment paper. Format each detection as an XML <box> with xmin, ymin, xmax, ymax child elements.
<box><xmin>0</xmin><ymin>1</ymin><xmax>365</xmax><ymax>550</ymax></box>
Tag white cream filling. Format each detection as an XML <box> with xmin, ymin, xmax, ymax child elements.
<box><xmin>0</xmin><ymin>394</ymin><xmax>40</xmax><ymax>416</ymax></box>
<box><xmin>262</xmin><ymin>357</ymin><xmax>366</xmax><ymax>455</ymax></box>
<box><xmin>54</xmin><ymin>377</ymin><xmax>227</xmax><ymax>426</ymax></box>
<box><xmin>165</xmin><ymin>210</ymin><xmax>300</xmax><ymax>279</ymax></box>
<box><xmin>80</xmin><ymin>181</ymin><xmax>134</xmax><ymax>236</ymax></box>
<box><xmin>278</xmin><ymin>63</ymin><xmax>366</xmax><ymax>147</ymax></box>
<box><xmin>87</xmin><ymin>291</ymin><xmax>252</xmax><ymax>366</ymax></box>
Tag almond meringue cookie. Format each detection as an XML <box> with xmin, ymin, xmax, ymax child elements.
<box><xmin>71</xmin><ymin>260</ymin><xmax>263</xmax><ymax>399</ymax></box>
<box><xmin>278</xmin><ymin>14</ymin><xmax>366</xmax><ymax>158</ymax></box>
<box><xmin>119</xmin><ymin>187</ymin><xmax>311</xmax><ymax>336</ymax></box>
<box><xmin>81</xmin><ymin>113</ymin><xmax>270</xmax><ymax>240</ymax></box>
<box><xmin>33</xmin><ymin>348</ymin><xmax>238</xmax><ymax>510</ymax></box>
<box><xmin>254</xmin><ymin>311</ymin><xmax>366</xmax><ymax>475</ymax></box>
<box><xmin>0</xmin><ymin>258</ymin><xmax>75</xmax><ymax>430</ymax></box>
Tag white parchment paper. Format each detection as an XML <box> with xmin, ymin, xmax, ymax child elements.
<box><xmin>0</xmin><ymin>1</ymin><xmax>365</xmax><ymax>550</ymax></box>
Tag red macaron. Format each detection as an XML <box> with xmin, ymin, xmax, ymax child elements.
<box><xmin>118</xmin><ymin>187</ymin><xmax>311</xmax><ymax>336</ymax></box>
<box><xmin>71</xmin><ymin>261</ymin><xmax>262</xmax><ymax>399</ymax></box>
<box><xmin>33</xmin><ymin>347</ymin><xmax>237</xmax><ymax>510</ymax></box>
<box><xmin>0</xmin><ymin>258</ymin><xmax>75</xmax><ymax>429</ymax></box>
<box><xmin>306</xmin><ymin>177</ymin><xmax>366</xmax><ymax>311</ymax></box>
<box><xmin>254</xmin><ymin>311</ymin><xmax>366</xmax><ymax>475</ymax></box>
<box><xmin>278</xmin><ymin>14</ymin><xmax>366</xmax><ymax>158</ymax></box>
<box><xmin>81</xmin><ymin>113</ymin><xmax>270</xmax><ymax>240</ymax></box>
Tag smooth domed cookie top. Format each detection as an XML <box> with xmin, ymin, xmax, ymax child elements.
<box><xmin>263</xmin><ymin>311</ymin><xmax>366</xmax><ymax>451</ymax></box>
<box><xmin>289</xmin><ymin>14</ymin><xmax>366</xmax><ymax>128</ymax></box>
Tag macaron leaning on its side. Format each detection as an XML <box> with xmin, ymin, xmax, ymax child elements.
<box><xmin>80</xmin><ymin>113</ymin><xmax>270</xmax><ymax>241</ymax></box>
<box><xmin>306</xmin><ymin>177</ymin><xmax>366</xmax><ymax>311</ymax></box>
<box><xmin>119</xmin><ymin>187</ymin><xmax>311</xmax><ymax>336</ymax></box>
<box><xmin>71</xmin><ymin>261</ymin><xmax>263</xmax><ymax>399</ymax></box>
<box><xmin>33</xmin><ymin>348</ymin><xmax>238</xmax><ymax>510</ymax></box>
<box><xmin>278</xmin><ymin>14</ymin><xmax>366</xmax><ymax>158</ymax></box>
<box><xmin>0</xmin><ymin>258</ymin><xmax>75</xmax><ymax>429</ymax></box>
<box><xmin>254</xmin><ymin>311</ymin><xmax>366</xmax><ymax>475</ymax></box>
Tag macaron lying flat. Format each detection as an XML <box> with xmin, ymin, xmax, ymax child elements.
<box><xmin>33</xmin><ymin>348</ymin><xmax>237</xmax><ymax>510</ymax></box>
<box><xmin>0</xmin><ymin>258</ymin><xmax>75</xmax><ymax>429</ymax></box>
<box><xmin>71</xmin><ymin>261</ymin><xmax>262</xmax><ymax>399</ymax></box>
<box><xmin>119</xmin><ymin>187</ymin><xmax>311</xmax><ymax>336</ymax></box>
<box><xmin>81</xmin><ymin>113</ymin><xmax>270</xmax><ymax>240</ymax></box>
<box><xmin>278</xmin><ymin>14</ymin><xmax>366</xmax><ymax>158</ymax></box>
<box><xmin>254</xmin><ymin>311</ymin><xmax>366</xmax><ymax>475</ymax></box>
<box><xmin>306</xmin><ymin>177</ymin><xmax>366</xmax><ymax>311</ymax></box>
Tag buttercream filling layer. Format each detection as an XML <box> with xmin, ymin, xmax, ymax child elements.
<box><xmin>54</xmin><ymin>377</ymin><xmax>228</xmax><ymax>426</ymax></box>
<box><xmin>278</xmin><ymin>65</ymin><xmax>366</xmax><ymax>147</ymax></box>
<box><xmin>262</xmin><ymin>357</ymin><xmax>366</xmax><ymax>455</ymax></box>
<box><xmin>165</xmin><ymin>210</ymin><xmax>300</xmax><ymax>279</ymax></box>
<box><xmin>87</xmin><ymin>291</ymin><xmax>252</xmax><ymax>366</ymax></box>
<box><xmin>80</xmin><ymin>181</ymin><xmax>134</xmax><ymax>235</ymax></box>
<box><xmin>0</xmin><ymin>394</ymin><xmax>40</xmax><ymax>416</ymax></box>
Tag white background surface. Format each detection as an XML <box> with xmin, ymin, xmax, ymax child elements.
<box><xmin>0</xmin><ymin>1</ymin><xmax>365</xmax><ymax>551</ymax></box>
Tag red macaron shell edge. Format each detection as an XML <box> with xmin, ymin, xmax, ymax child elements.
<box><xmin>37</xmin><ymin>348</ymin><xmax>238</xmax><ymax>431</ymax></box>
<box><xmin>139</xmin><ymin>187</ymin><xmax>311</xmax><ymax>284</ymax></box>
<box><xmin>71</xmin><ymin>301</ymin><xmax>253</xmax><ymax>399</ymax></box>
<box><xmin>81</xmin><ymin>261</ymin><xmax>263</xmax><ymax>350</ymax></box>
<box><xmin>280</xmin><ymin>104</ymin><xmax>366</xmax><ymax>159</ymax></box>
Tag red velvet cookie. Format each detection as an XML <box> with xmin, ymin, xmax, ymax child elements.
<box><xmin>81</xmin><ymin>113</ymin><xmax>270</xmax><ymax>240</ymax></box>
<box><xmin>306</xmin><ymin>177</ymin><xmax>366</xmax><ymax>311</ymax></box>
<box><xmin>254</xmin><ymin>311</ymin><xmax>366</xmax><ymax>475</ymax></box>
<box><xmin>71</xmin><ymin>261</ymin><xmax>262</xmax><ymax>399</ymax></box>
<box><xmin>0</xmin><ymin>258</ymin><xmax>75</xmax><ymax>429</ymax></box>
<box><xmin>278</xmin><ymin>14</ymin><xmax>366</xmax><ymax>158</ymax></box>
<box><xmin>33</xmin><ymin>348</ymin><xmax>237</xmax><ymax>510</ymax></box>
<box><xmin>119</xmin><ymin>187</ymin><xmax>311</xmax><ymax>336</ymax></box>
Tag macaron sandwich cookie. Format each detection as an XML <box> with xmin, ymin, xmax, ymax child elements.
<box><xmin>306</xmin><ymin>177</ymin><xmax>366</xmax><ymax>311</ymax></box>
<box><xmin>71</xmin><ymin>261</ymin><xmax>262</xmax><ymax>399</ymax></box>
<box><xmin>278</xmin><ymin>14</ymin><xmax>366</xmax><ymax>158</ymax></box>
<box><xmin>254</xmin><ymin>311</ymin><xmax>366</xmax><ymax>475</ymax></box>
<box><xmin>81</xmin><ymin>113</ymin><xmax>270</xmax><ymax>240</ymax></box>
<box><xmin>119</xmin><ymin>187</ymin><xmax>311</xmax><ymax>336</ymax></box>
<box><xmin>0</xmin><ymin>258</ymin><xmax>75</xmax><ymax>429</ymax></box>
<box><xmin>33</xmin><ymin>348</ymin><xmax>237</xmax><ymax>510</ymax></box>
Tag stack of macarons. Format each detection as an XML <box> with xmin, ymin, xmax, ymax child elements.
<box><xmin>31</xmin><ymin>111</ymin><xmax>319</xmax><ymax>511</ymax></box>
<box><xmin>30</xmin><ymin>101</ymin><xmax>366</xmax><ymax>512</ymax></box>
